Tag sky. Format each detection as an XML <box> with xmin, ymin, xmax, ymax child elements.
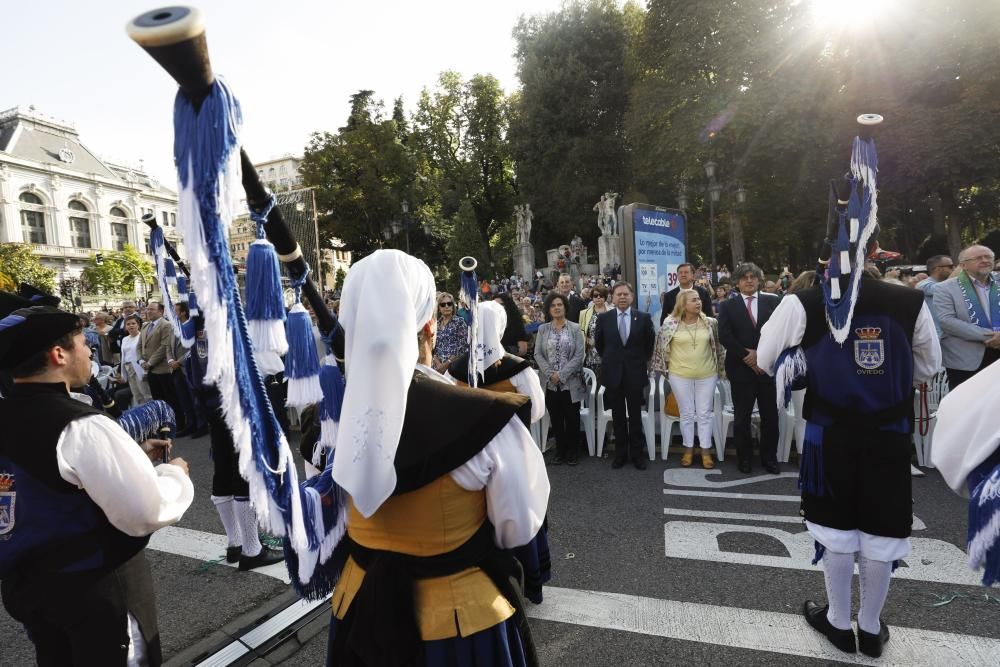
<box><xmin>3</xmin><ymin>0</ymin><xmax>568</xmax><ymax>184</ymax></box>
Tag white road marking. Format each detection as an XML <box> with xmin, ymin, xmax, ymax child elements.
<box><xmin>664</xmin><ymin>468</ymin><xmax>799</xmax><ymax>488</ymax></box>
<box><xmin>529</xmin><ymin>586</ymin><xmax>1000</xmax><ymax>666</ymax></box>
<box><xmin>663</xmin><ymin>508</ymin><xmax>927</xmax><ymax>531</ymax></box>
<box><xmin>148</xmin><ymin>526</ymin><xmax>290</xmax><ymax>583</ymax></box>
<box><xmin>663</xmin><ymin>521</ymin><xmax>980</xmax><ymax>586</ymax></box>
<box><xmin>664</xmin><ymin>488</ymin><xmax>800</xmax><ymax>501</ymax></box>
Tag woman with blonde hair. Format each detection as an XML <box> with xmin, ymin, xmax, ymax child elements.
<box><xmin>652</xmin><ymin>289</ymin><xmax>725</xmax><ymax>468</ymax></box>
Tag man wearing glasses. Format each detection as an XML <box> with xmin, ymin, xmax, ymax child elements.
<box><xmin>915</xmin><ymin>255</ymin><xmax>954</xmax><ymax>336</ymax></box>
<box><xmin>934</xmin><ymin>245</ymin><xmax>1000</xmax><ymax>388</ymax></box>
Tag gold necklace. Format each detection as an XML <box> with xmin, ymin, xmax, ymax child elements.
<box><xmin>682</xmin><ymin>319</ymin><xmax>700</xmax><ymax>347</ymax></box>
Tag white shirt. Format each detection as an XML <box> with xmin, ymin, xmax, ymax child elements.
<box><xmin>416</xmin><ymin>363</ymin><xmax>549</xmax><ymax>549</ymax></box>
<box><xmin>56</xmin><ymin>414</ymin><xmax>194</xmax><ymax>537</ymax></box>
<box><xmin>120</xmin><ymin>334</ymin><xmax>141</xmax><ymax>366</ymax></box>
<box><xmin>740</xmin><ymin>291</ymin><xmax>760</xmax><ymax>322</ymax></box>
<box><xmin>757</xmin><ymin>295</ymin><xmax>942</xmax><ymax>383</ymax></box>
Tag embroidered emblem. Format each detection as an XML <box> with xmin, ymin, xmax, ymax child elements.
<box><xmin>0</xmin><ymin>472</ymin><xmax>15</xmax><ymax>535</ymax></box>
<box><xmin>854</xmin><ymin>327</ymin><xmax>884</xmax><ymax>370</ymax></box>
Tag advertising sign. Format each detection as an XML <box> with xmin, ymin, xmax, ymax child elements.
<box><xmin>620</xmin><ymin>204</ymin><xmax>687</xmax><ymax>323</ymax></box>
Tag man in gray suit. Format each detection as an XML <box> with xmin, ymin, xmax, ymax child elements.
<box><xmin>140</xmin><ymin>301</ymin><xmax>183</xmax><ymax>425</ymax></box>
<box><xmin>934</xmin><ymin>244</ymin><xmax>1000</xmax><ymax>388</ymax></box>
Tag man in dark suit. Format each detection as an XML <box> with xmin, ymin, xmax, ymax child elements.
<box><xmin>556</xmin><ymin>273</ymin><xmax>586</xmax><ymax>323</ymax></box>
<box><xmin>661</xmin><ymin>263</ymin><xmax>714</xmax><ymax>325</ymax></box>
<box><xmin>717</xmin><ymin>262</ymin><xmax>781</xmax><ymax>474</ymax></box>
<box><xmin>596</xmin><ymin>281</ymin><xmax>656</xmax><ymax>469</ymax></box>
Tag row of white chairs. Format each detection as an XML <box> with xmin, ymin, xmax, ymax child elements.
<box><xmin>530</xmin><ymin>367</ymin><xmax>950</xmax><ymax>468</ymax></box>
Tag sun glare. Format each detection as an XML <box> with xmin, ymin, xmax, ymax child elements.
<box><xmin>810</xmin><ymin>0</ymin><xmax>894</xmax><ymax>23</ymax></box>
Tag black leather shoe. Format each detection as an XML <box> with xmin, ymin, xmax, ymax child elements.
<box><xmin>633</xmin><ymin>457</ymin><xmax>647</xmax><ymax>470</ymax></box>
<box><xmin>239</xmin><ymin>546</ymin><xmax>285</xmax><ymax>571</ymax></box>
<box><xmin>803</xmin><ymin>601</ymin><xmax>856</xmax><ymax>653</ymax></box>
<box><xmin>738</xmin><ymin>461</ymin><xmax>752</xmax><ymax>474</ymax></box>
<box><xmin>226</xmin><ymin>546</ymin><xmax>241</xmax><ymax>563</ymax></box>
<box><xmin>763</xmin><ymin>461</ymin><xmax>780</xmax><ymax>475</ymax></box>
<box><xmin>611</xmin><ymin>457</ymin><xmax>626</xmax><ymax>469</ymax></box>
<box><xmin>858</xmin><ymin>620</ymin><xmax>889</xmax><ymax>658</ymax></box>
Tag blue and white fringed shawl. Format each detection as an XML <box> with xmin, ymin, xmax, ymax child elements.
<box><xmin>172</xmin><ymin>78</ymin><xmax>346</xmax><ymax>595</ymax></box>
<box><xmin>969</xmin><ymin>463</ymin><xmax>1000</xmax><ymax>586</ymax></box>
<box><xmin>150</xmin><ymin>225</ymin><xmax>194</xmax><ymax>348</ymax></box>
<box><xmin>118</xmin><ymin>399</ymin><xmax>176</xmax><ymax>442</ymax></box>
<box><xmin>822</xmin><ymin>135</ymin><xmax>879</xmax><ymax>344</ymax></box>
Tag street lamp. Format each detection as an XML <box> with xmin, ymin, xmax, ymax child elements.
<box><xmin>383</xmin><ymin>201</ymin><xmax>429</xmax><ymax>254</ymax></box>
<box><xmin>676</xmin><ymin>163</ymin><xmax>748</xmax><ymax>286</ymax></box>
<box><xmin>95</xmin><ymin>252</ymin><xmax>149</xmax><ymax>301</ymax></box>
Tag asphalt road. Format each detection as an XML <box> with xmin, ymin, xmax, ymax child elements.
<box><xmin>3</xmin><ymin>435</ymin><xmax>999</xmax><ymax>666</ymax></box>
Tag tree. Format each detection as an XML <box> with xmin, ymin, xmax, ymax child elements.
<box><xmin>0</xmin><ymin>243</ymin><xmax>56</xmax><ymax>293</ymax></box>
<box><xmin>510</xmin><ymin>0</ymin><xmax>637</xmax><ymax>257</ymax></box>
<box><xmin>412</xmin><ymin>72</ymin><xmax>517</xmax><ymax>272</ymax></box>
<box><xmin>333</xmin><ymin>267</ymin><xmax>347</xmax><ymax>293</ymax></box>
<box><xmin>80</xmin><ymin>245</ymin><xmax>154</xmax><ymax>295</ymax></box>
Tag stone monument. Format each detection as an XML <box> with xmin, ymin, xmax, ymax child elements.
<box><xmin>512</xmin><ymin>203</ymin><xmax>535</xmax><ymax>280</ymax></box>
<box><xmin>595</xmin><ymin>191</ymin><xmax>623</xmax><ymax>272</ymax></box>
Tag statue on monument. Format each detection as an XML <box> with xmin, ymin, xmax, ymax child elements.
<box><xmin>514</xmin><ymin>203</ymin><xmax>533</xmax><ymax>244</ymax></box>
<box><xmin>593</xmin><ymin>191</ymin><xmax>619</xmax><ymax>236</ymax></box>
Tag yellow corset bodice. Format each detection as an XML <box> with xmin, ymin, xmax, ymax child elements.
<box><xmin>331</xmin><ymin>474</ymin><xmax>514</xmax><ymax>640</ymax></box>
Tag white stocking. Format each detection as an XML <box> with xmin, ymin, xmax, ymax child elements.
<box><xmin>211</xmin><ymin>495</ymin><xmax>240</xmax><ymax>548</ymax></box>
<box><xmin>822</xmin><ymin>549</ymin><xmax>855</xmax><ymax>631</ymax></box>
<box><xmin>858</xmin><ymin>555</ymin><xmax>892</xmax><ymax>634</ymax></box>
<box><xmin>234</xmin><ymin>498</ymin><xmax>263</xmax><ymax>557</ymax></box>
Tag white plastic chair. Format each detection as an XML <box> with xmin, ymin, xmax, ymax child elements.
<box><xmin>776</xmin><ymin>396</ymin><xmax>797</xmax><ymax>463</ymax></box>
<box><xmin>915</xmin><ymin>370</ymin><xmax>949</xmax><ymax>468</ymax></box>
<box><xmin>713</xmin><ymin>378</ymin><xmax>759</xmax><ymax>461</ymax></box>
<box><xmin>580</xmin><ymin>367</ymin><xmax>598</xmax><ymax>456</ymax></box>
<box><xmin>657</xmin><ymin>375</ymin><xmax>681</xmax><ymax>460</ymax></box>
<box><xmin>640</xmin><ymin>376</ymin><xmax>657</xmax><ymax>461</ymax></box>
<box><xmin>596</xmin><ymin>385</ymin><xmax>614</xmax><ymax>457</ymax></box>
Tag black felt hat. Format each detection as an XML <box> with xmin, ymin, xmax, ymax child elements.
<box><xmin>18</xmin><ymin>283</ymin><xmax>61</xmax><ymax>308</ymax></box>
<box><xmin>0</xmin><ymin>306</ymin><xmax>83</xmax><ymax>370</ymax></box>
<box><xmin>0</xmin><ymin>291</ymin><xmax>33</xmax><ymax>318</ymax></box>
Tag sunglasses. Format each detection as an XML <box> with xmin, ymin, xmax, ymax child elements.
<box><xmin>439</xmin><ymin>302</ymin><xmax>454</xmax><ymax>307</ymax></box>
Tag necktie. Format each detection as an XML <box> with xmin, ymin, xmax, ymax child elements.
<box><xmin>745</xmin><ymin>296</ymin><xmax>756</xmax><ymax>327</ymax></box>
<box><xmin>619</xmin><ymin>311</ymin><xmax>628</xmax><ymax>345</ymax></box>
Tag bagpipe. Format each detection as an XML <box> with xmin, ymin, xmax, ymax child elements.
<box><xmin>458</xmin><ymin>255</ymin><xmax>481</xmax><ymax>387</ymax></box>
<box><xmin>127</xmin><ymin>5</ymin><xmax>346</xmax><ymax>596</ymax></box>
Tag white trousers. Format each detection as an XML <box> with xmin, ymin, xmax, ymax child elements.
<box><xmin>668</xmin><ymin>374</ymin><xmax>717</xmax><ymax>449</ymax></box>
<box><xmin>125</xmin><ymin>364</ymin><xmax>152</xmax><ymax>406</ymax></box>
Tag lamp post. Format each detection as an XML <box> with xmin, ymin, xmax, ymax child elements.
<box><xmin>677</xmin><ymin>162</ymin><xmax>748</xmax><ymax>286</ymax></box>
<box><xmin>96</xmin><ymin>252</ymin><xmax>149</xmax><ymax>302</ymax></box>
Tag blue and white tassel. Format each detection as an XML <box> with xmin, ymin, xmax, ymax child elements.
<box><xmin>284</xmin><ymin>295</ymin><xmax>323</xmax><ymax>409</ymax></box>
<box><xmin>150</xmin><ymin>225</ymin><xmax>184</xmax><ymax>343</ymax></box>
<box><xmin>118</xmin><ymin>399</ymin><xmax>176</xmax><ymax>443</ymax></box>
<box><xmin>459</xmin><ymin>269</ymin><xmax>480</xmax><ymax>387</ymax></box>
<box><xmin>315</xmin><ymin>356</ymin><xmax>345</xmax><ymax>467</ymax></box>
<box><xmin>968</xmin><ymin>464</ymin><xmax>1000</xmax><ymax>586</ymax></box>
<box><xmin>245</xmin><ymin>195</ymin><xmax>288</xmax><ymax>356</ymax></box>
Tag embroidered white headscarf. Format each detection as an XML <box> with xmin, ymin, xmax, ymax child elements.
<box><xmin>332</xmin><ymin>249</ymin><xmax>437</xmax><ymax>517</ymax></box>
<box><xmin>476</xmin><ymin>299</ymin><xmax>507</xmax><ymax>375</ymax></box>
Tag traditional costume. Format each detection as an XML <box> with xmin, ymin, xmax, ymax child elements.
<box><xmin>757</xmin><ymin>116</ymin><xmax>941</xmax><ymax>658</ymax></box>
<box><xmin>327</xmin><ymin>250</ymin><xmax>549</xmax><ymax>666</ymax></box>
<box><xmin>931</xmin><ymin>359</ymin><xmax>1000</xmax><ymax>585</ymax></box>
<box><xmin>0</xmin><ymin>305</ymin><xmax>194</xmax><ymax>666</ymax></box>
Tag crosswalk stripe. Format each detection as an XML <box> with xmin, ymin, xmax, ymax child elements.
<box><xmin>148</xmin><ymin>526</ymin><xmax>290</xmax><ymax>582</ymax></box>
<box><xmin>530</xmin><ymin>586</ymin><xmax>1000</xmax><ymax>665</ymax></box>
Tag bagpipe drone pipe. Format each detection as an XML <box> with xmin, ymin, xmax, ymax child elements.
<box><xmin>127</xmin><ymin>6</ymin><xmax>347</xmax><ymax>596</ymax></box>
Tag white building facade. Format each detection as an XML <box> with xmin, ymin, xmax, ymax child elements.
<box><xmin>0</xmin><ymin>106</ymin><xmax>181</xmax><ymax>281</ymax></box>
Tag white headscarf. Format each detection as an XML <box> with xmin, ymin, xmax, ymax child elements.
<box><xmin>476</xmin><ymin>299</ymin><xmax>507</xmax><ymax>375</ymax></box>
<box><xmin>332</xmin><ymin>249</ymin><xmax>437</xmax><ymax>517</ymax></box>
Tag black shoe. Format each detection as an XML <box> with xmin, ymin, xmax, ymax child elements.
<box><xmin>763</xmin><ymin>461</ymin><xmax>780</xmax><ymax>475</ymax></box>
<box><xmin>803</xmin><ymin>601</ymin><xmax>856</xmax><ymax>653</ymax></box>
<box><xmin>549</xmin><ymin>454</ymin><xmax>564</xmax><ymax>466</ymax></box>
<box><xmin>611</xmin><ymin>457</ymin><xmax>626</xmax><ymax>469</ymax></box>
<box><xmin>190</xmin><ymin>425</ymin><xmax>209</xmax><ymax>439</ymax></box>
<box><xmin>567</xmin><ymin>456</ymin><xmax>579</xmax><ymax>466</ymax></box>
<box><xmin>238</xmin><ymin>546</ymin><xmax>285</xmax><ymax>571</ymax></box>
<box><xmin>858</xmin><ymin>620</ymin><xmax>889</xmax><ymax>658</ymax></box>
<box><xmin>226</xmin><ymin>546</ymin><xmax>242</xmax><ymax>563</ymax></box>
<box><xmin>738</xmin><ymin>461</ymin><xmax>752</xmax><ymax>474</ymax></box>
<box><xmin>633</xmin><ymin>457</ymin><xmax>647</xmax><ymax>470</ymax></box>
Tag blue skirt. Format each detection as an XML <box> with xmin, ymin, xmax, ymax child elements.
<box><xmin>326</xmin><ymin>614</ymin><xmax>528</xmax><ymax>666</ymax></box>
<box><xmin>512</xmin><ymin>523</ymin><xmax>551</xmax><ymax>604</ymax></box>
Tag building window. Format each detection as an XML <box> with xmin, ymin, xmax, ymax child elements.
<box><xmin>144</xmin><ymin>237</ymin><xmax>151</xmax><ymax>255</ymax></box>
<box><xmin>110</xmin><ymin>206</ymin><xmax>128</xmax><ymax>219</ymax></box>
<box><xmin>162</xmin><ymin>211</ymin><xmax>169</xmax><ymax>227</ymax></box>
<box><xmin>111</xmin><ymin>223</ymin><xmax>129</xmax><ymax>251</ymax></box>
<box><xmin>19</xmin><ymin>192</ymin><xmax>47</xmax><ymax>244</ymax></box>
<box><xmin>68</xmin><ymin>200</ymin><xmax>92</xmax><ymax>249</ymax></box>
<box><xmin>170</xmin><ymin>212</ymin><xmax>176</xmax><ymax>226</ymax></box>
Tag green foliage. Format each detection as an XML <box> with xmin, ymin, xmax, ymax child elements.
<box><xmin>0</xmin><ymin>243</ymin><xmax>56</xmax><ymax>293</ymax></box>
<box><xmin>333</xmin><ymin>267</ymin><xmax>347</xmax><ymax>293</ymax></box>
<box><xmin>510</xmin><ymin>0</ymin><xmax>634</xmax><ymax>254</ymax></box>
<box><xmin>80</xmin><ymin>245</ymin><xmax>153</xmax><ymax>295</ymax></box>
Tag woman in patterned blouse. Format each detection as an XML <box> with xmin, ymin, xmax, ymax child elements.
<box><xmin>432</xmin><ymin>292</ymin><xmax>469</xmax><ymax>373</ymax></box>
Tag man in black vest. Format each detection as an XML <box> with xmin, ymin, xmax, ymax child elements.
<box><xmin>0</xmin><ymin>304</ymin><xmax>194</xmax><ymax>666</ymax></box>
<box><xmin>595</xmin><ymin>281</ymin><xmax>656</xmax><ymax>469</ymax></box>
<box><xmin>717</xmin><ymin>262</ymin><xmax>781</xmax><ymax>474</ymax></box>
